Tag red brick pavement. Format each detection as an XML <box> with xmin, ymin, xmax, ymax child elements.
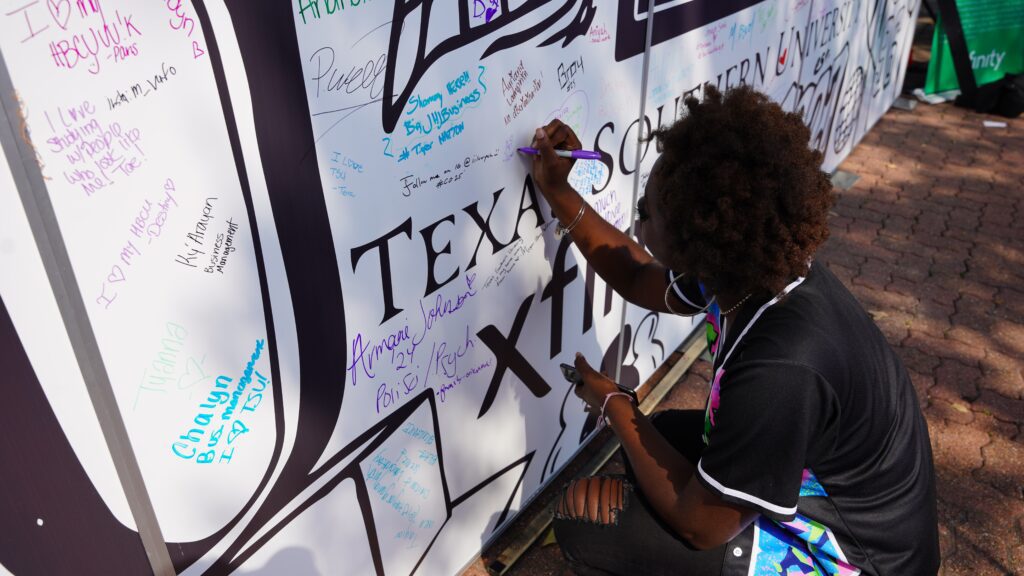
<box><xmin>467</xmin><ymin>102</ymin><xmax>1023</xmax><ymax>576</ymax></box>
<box><xmin>821</xmin><ymin>103</ymin><xmax>1024</xmax><ymax>576</ymax></box>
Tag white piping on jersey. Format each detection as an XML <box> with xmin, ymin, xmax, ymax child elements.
<box><xmin>714</xmin><ymin>274</ymin><xmax>807</xmax><ymax>374</ymax></box>
<box><xmin>700</xmin><ymin>274</ymin><xmax>808</xmax><ymax>517</ymax></box>
<box><xmin>697</xmin><ymin>460</ymin><xmax>799</xmax><ymax>516</ymax></box>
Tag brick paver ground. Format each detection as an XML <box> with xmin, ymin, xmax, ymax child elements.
<box><xmin>467</xmin><ymin>101</ymin><xmax>1024</xmax><ymax>575</ymax></box>
<box><xmin>820</xmin><ymin>102</ymin><xmax>1024</xmax><ymax>575</ymax></box>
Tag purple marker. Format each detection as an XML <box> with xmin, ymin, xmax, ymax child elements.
<box><xmin>517</xmin><ymin>146</ymin><xmax>602</xmax><ymax>160</ymax></box>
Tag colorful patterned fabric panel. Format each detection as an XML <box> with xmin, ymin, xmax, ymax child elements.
<box><xmin>799</xmin><ymin>469</ymin><xmax>827</xmax><ymax>497</ymax></box>
<box><xmin>746</xmin><ymin>471</ymin><xmax>860</xmax><ymax>575</ymax></box>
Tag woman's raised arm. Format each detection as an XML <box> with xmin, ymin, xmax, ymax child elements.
<box><xmin>530</xmin><ymin>120</ymin><xmax>701</xmax><ymax>314</ymax></box>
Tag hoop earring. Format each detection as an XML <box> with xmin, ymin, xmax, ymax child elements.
<box><xmin>664</xmin><ymin>272</ymin><xmax>715</xmax><ymax>316</ymax></box>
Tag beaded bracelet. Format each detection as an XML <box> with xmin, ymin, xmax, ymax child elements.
<box><xmin>599</xmin><ymin>391</ymin><xmax>636</xmax><ymax>425</ymax></box>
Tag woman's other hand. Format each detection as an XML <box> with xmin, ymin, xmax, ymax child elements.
<box><xmin>531</xmin><ymin>119</ymin><xmax>581</xmax><ymax>198</ymax></box>
<box><xmin>573</xmin><ymin>352</ymin><xmax>621</xmax><ymax>410</ymax></box>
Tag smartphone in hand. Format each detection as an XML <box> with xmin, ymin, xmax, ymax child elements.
<box><xmin>559</xmin><ymin>362</ymin><xmax>583</xmax><ymax>385</ymax></box>
<box><xmin>559</xmin><ymin>363</ymin><xmax>638</xmax><ymax>404</ymax></box>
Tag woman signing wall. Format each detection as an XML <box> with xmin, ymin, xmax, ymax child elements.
<box><xmin>530</xmin><ymin>85</ymin><xmax>940</xmax><ymax>576</ymax></box>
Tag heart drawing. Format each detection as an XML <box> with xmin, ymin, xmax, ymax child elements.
<box><xmin>107</xmin><ymin>265</ymin><xmax>126</xmax><ymax>283</ymax></box>
<box><xmin>192</xmin><ymin>41</ymin><xmax>206</xmax><ymax>59</ymax></box>
<box><xmin>46</xmin><ymin>0</ymin><xmax>71</xmax><ymax>30</ymax></box>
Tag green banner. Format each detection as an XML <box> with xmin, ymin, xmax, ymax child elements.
<box><xmin>925</xmin><ymin>0</ymin><xmax>1024</xmax><ymax>94</ymax></box>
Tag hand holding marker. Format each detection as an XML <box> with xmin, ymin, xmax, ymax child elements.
<box><xmin>517</xmin><ymin>146</ymin><xmax>602</xmax><ymax>160</ymax></box>
<box><xmin>524</xmin><ymin>121</ymin><xmax>597</xmax><ymax>238</ymax></box>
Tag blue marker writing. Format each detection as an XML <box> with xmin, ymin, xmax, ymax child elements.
<box><xmin>517</xmin><ymin>147</ymin><xmax>602</xmax><ymax>160</ymax></box>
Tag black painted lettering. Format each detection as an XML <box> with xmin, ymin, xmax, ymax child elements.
<box><xmin>511</xmin><ymin>175</ymin><xmax>545</xmax><ymax>243</ymax></box>
<box><xmin>463</xmin><ymin>188</ymin><xmax>512</xmax><ymax>270</ymax></box>
<box><xmin>592</xmin><ymin>121</ymin><xmax>615</xmax><ymax>193</ymax></box>
<box><xmin>419</xmin><ymin>214</ymin><xmax>459</xmax><ymax>296</ymax></box>
<box><xmin>476</xmin><ymin>295</ymin><xmax>551</xmax><ymax>418</ymax></box>
<box><xmin>350</xmin><ymin>218</ymin><xmax>413</xmax><ymax>324</ymax></box>
<box><xmin>618</xmin><ymin>116</ymin><xmax>653</xmax><ymax>175</ymax></box>
<box><xmin>541</xmin><ymin>236</ymin><xmax>578</xmax><ymax>359</ymax></box>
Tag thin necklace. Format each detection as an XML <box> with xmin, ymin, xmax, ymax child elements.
<box><xmin>719</xmin><ymin>292</ymin><xmax>753</xmax><ymax>316</ymax></box>
<box><xmin>715</xmin><ymin>276</ymin><xmax>807</xmax><ymax>371</ymax></box>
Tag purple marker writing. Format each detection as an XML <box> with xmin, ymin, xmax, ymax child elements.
<box><xmin>517</xmin><ymin>147</ymin><xmax>602</xmax><ymax>160</ymax></box>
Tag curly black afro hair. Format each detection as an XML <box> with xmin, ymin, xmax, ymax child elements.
<box><xmin>651</xmin><ymin>84</ymin><xmax>834</xmax><ymax>298</ymax></box>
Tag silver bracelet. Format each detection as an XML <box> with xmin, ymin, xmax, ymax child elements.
<box><xmin>556</xmin><ymin>202</ymin><xmax>586</xmax><ymax>238</ymax></box>
<box><xmin>599</xmin><ymin>391</ymin><xmax>635</xmax><ymax>426</ymax></box>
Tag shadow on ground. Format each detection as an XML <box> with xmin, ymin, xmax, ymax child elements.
<box><xmin>819</xmin><ymin>102</ymin><xmax>1024</xmax><ymax>575</ymax></box>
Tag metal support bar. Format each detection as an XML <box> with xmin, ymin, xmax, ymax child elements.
<box><xmin>0</xmin><ymin>52</ymin><xmax>175</xmax><ymax>576</ymax></box>
<box><xmin>935</xmin><ymin>0</ymin><xmax>978</xmax><ymax>98</ymax></box>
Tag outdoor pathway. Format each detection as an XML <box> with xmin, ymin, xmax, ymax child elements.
<box><xmin>820</xmin><ymin>101</ymin><xmax>1023</xmax><ymax>575</ymax></box>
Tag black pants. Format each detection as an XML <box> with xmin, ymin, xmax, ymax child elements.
<box><xmin>552</xmin><ymin>410</ymin><xmax>727</xmax><ymax>576</ymax></box>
